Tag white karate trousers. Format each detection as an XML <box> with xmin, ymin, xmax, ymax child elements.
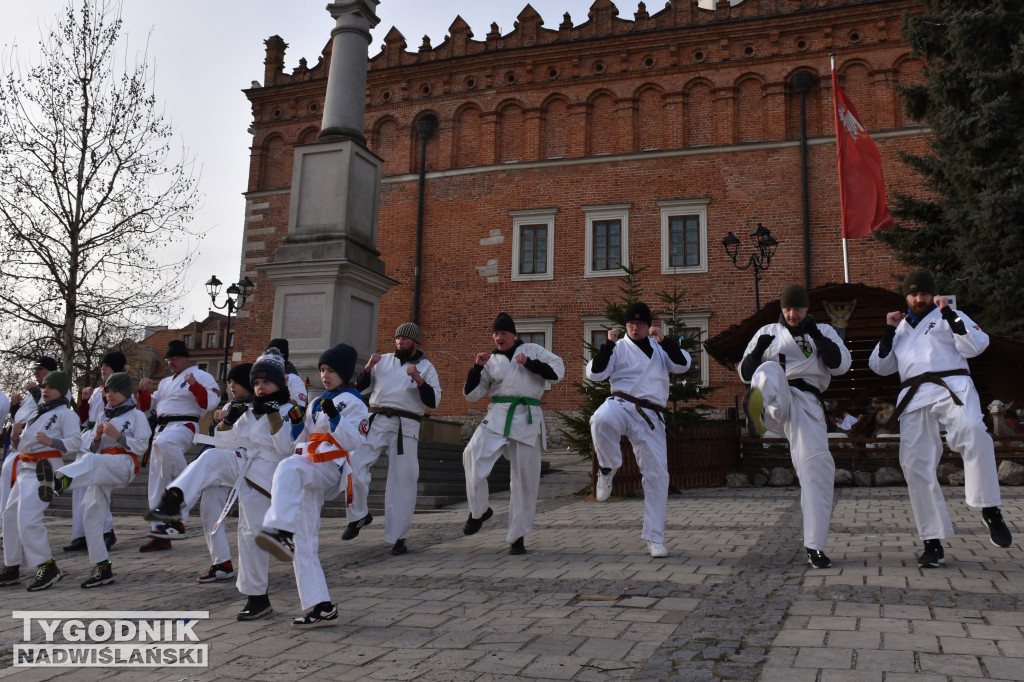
<box><xmin>348</xmin><ymin>426</ymin><xmax>419</xmax><ymax>543</ymax></box>
<box><xmin>148</xmin><ymin>425</ymin><xmax>195</xmax><ymax>530</ymax></box>
<box><xmin>58</xmin><ymin>452</ymin><xmax>134</xmax><ymax>564</ymax></box>
<box><xmin>263</xmin><ymin>455</ymin><xmax>343</xmax><ymax>609</ymax></box>
<box><xmin>752</xmin><ymin>362</ymin><xmax>835</xmax><ymax>551</ymax></box>
<box><xmin>463</xmin><ymin>428</ymin><xmax>542</xmax><ymax>543</ymax></box>
<box><xmin>170</xmin><ymin>448</ymin><xmax>273</xmax><ymax>596</ymax></box>
<box><xmin>200</xmin><ymin>485</ymin><xmax>232</xmax><ymax>565</ymax></box>
<box><xmin>70</xmin><ymin>453</ymin><xmax>114</xmax><ymax>539</ymax></box>
<box><xmin>898</xmin><ymin>387</ymin><xmax>1001</xmax><ymax>540</ymax></box>
<box><xmin>3</xmin><ymin>457</ymin><xmax>58</xmax><ymax>567</ymax></box>
<box><xmin>591</xmin><ymin>397</ymin><xmax>669</xmax><ymax>544</ymax></box>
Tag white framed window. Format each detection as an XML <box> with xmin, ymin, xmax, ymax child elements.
<box><xmin>183</xmin><ymin>334</ymin><xmax>192</xmax><ymax>349</ymax></box>
<box><xmin>581</xmin><ymin>315</ymin><xmax>613</xmax><ymax>361</ymax></box>
<box><xmin>583</xmin><ymin>204</ymin><xmax>630</xmax><ymax>278</ymax></box>
<box><xmin>659</xmin><ymin>199</ymin><xmax>709</xmax><ymax>274</ymax></box>
<box><xmin>515</xmin><ymin>317</ymin><xmax>555</xmax><ymax>390</ymax></box>
<box><xmin>206</xmin><ymin>332</ymin><xmax>218</xmax><ymax>348</ymax></box>
<box><xmin>669</xmin><ymin>312</ymin><xmax>711</xmax><ymax>386</ymax></box>
<box><xmin>511</xmin><ymin>208</ymin><xmax>557</xmax><ymax>281</ymax></box>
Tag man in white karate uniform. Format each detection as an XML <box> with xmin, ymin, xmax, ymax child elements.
<box><xmin>463</xmin><ymin>313</ymin><xmax>564</xmax><ymax>555</ymax></box>
<box><xmin>870</xmin><ymin>269</ymin><xmax>1012</xmax><ymax>567</ymax></box>
<box><xmin>137</xmin><ymin>340</ymin><xmax>220</xmax><ymax>551</ymax></box>
<box><xmin>586</xmin><ymin>302</ymin><xmax>690</xmax><ymax>558</ymax></box>
<box><xmin>740</xmin><ymin>285</ymin><xmax>851</xmax><ymax>568</ymax></box>
<box><xmin>342</xmin><ymin>323</ymin><xmax>441</xmax><ymax>555</ymax></box>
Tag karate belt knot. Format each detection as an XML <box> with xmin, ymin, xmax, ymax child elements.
<box><xmin>10</xmin><ymin>450</ymin><xmax>62</xmax><ymax>488</ymax></box>
<box><xmin>300</xmin><ymin>432</ymin><xmax>351</xmax><ymax>505</ymax></box>
<box><xmin>368</xmin><ymin>407</ymin><xmax>423</xmax><ymax>454</ymax></box>
<box><xmin>611</xmin><ymin>391</ymin><xmax>665</xmax><ymax>430</ymax></box>
<box><xmin>886</xmin><ymin>368</ymin><xmax>971</xmax><ymax>429</ymax></box>
<box><xmin>491</xmin><ymin>396</ymin><xmax>542</xmax><ymax>437</ymax></box>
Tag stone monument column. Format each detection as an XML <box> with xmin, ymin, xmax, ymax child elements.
<box><xmin>260</xmin><ymin>0</ymin><xmax>397</xmax><ymax>383</ymax></box>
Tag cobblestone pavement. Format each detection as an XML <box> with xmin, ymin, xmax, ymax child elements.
<box><xmin>0</xmin><ymin>452</ymin><xmax>1021</xmax><ymax>680</ymax></box>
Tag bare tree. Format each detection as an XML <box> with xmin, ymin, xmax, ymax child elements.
<box><xmin>0</xmin><ymin>0</ymin><xmax>202</xmax><ymax>384</ymax></box>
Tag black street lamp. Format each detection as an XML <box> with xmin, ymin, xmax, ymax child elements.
<box><xmin>206</xmin><ymin>275</ymin><xmax>255</xmax><ymax>383</ymax></box>
<box><xmin>722</xmin><ymin>223</ymin><xmax>779</xmax><ymax>312</ymax></box>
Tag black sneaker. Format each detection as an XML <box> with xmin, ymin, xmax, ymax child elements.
<box><xmin>103</xmin><ymin>531</ymin><xmax>116</xmax><ymax>550</ymax></box>
<box><xmin>197</xmin><ymin>561</ymin><xmax>235</xmax><ymax>583</ymax></box>
<box><xmin>62</xmin><ymin>537</ymin><xmax>87</xmax><ymax>552</ymax></box>
<box><xmin>81</xmin><ymin>562</ymin><xmax>114</xmax><ymax>589</ymax></box>
<box><xmin>805</xmin><ymin>547</ymin><xmax>831</xmax><ymax>568</ymax></box>
<box><xmin>36</xmin><ymin>459</ymin><xmax>63</xmax><ymax>502</ymax></box>
<box><xmin>982</xmin><ymin>507</ymin><xmax>1013</xmax><ymax>548</ymax></box>
<box><xmin>391</xmin><ymin>539</ymin><xmax>407</xmax><ymax>555</ymax></box>
<box><xmin>918</xmin><ymin>539</ymin><xmax>945</xmax><ymax>568</ymax></box>
<box><xmin>463</xmin><ymin>508</ymin><xmax>493</xmax><ymax>536</ymax></box>
<box><xmin>148</xmin><ymin>522</ymin><xmax>187</xmax><ymax>540</ymax></box>
<box><xmin>292</xmin><ymin>601</ymin><xmax>337</xmax><ymax>628</ymax></box>
<box><xmin>0</xmin><ymin>565</ymin><xmax>20</xmax><ymax>586</ymax></box>
<box><xmin>144</xmin><ymin>490</ymin><xmax>183</xmax><ymax>522</ymax></box>
<box><xmin>341</xmin><ymin>514</ymin><xmax>372</xmax><ymax>541</ymax></box>
<box><xmin>509</xmin><ymin>537</ymin><xmax>526</xmax><ymax>555</ymax></box>
<box><xmin>237</xmin><ymin>595</ymin><xmax>273</xmax><ymax>621</ymax></box>
<box><xmin>255</xmin><ymin>530</ymin><xmax>295</xmax><ymax>562</ymax></box>
<box><xmin>27</xmin><ymin>562</ymin><xmax>63</xmax><ymax>591</ymax></box>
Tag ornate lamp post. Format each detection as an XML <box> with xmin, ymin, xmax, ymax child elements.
<box><xmin>722</xmin><ymin>223</ymin><xmax>779</xmax><ymax>312</ymax></box>
<box><xmin>205</xmin><ymin>275</ymin><xmax>254</xmax><ymax>383</ymax></box>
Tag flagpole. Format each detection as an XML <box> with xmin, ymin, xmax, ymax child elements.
<box><xmin>831</xmin><ymin>54</ymin><xmax>851</xmax><ymax>283</ymax></box>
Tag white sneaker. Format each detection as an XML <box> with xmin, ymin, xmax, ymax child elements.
<box><xmin>595</xmin><ymin>469</ymin><xmax>616</xmax><ymax>502</ymax></box>
<box><xmin>647</xmin><ymin>541</ymin><xmax>668</xmax><ymax>558</ymax></box>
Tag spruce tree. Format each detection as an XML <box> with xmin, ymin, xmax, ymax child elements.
<box><xmin>876</xmin><ymin>0</ymin><xmax>1024</xmax><ymax>339</ymax></box>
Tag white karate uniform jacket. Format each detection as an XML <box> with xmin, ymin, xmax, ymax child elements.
<box><xmin>364</xmin><ymin>353</ymin><xmax>441</xmax><ymax>438</ymax></box>
<box><xmin>466</xmin><ymin>343</ymin><xmax>564</xmax><ymax>447</ymax></box>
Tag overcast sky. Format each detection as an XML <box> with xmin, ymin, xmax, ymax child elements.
<box><xmin>3</xmin><ymin>0</ymin><xmax>642</xmax><ymax>330</ymax></box>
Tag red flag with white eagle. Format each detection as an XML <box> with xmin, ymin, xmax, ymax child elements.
<box><xmin>832</xmin><ymin>67</ymin><xmax>894</xmax><ymax>239</ymax></box>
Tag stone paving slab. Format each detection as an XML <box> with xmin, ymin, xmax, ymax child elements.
<box><xmin>0</xmin><ymin>453</ymin><xmax>1020</xmax><ymax>680</ymax></box>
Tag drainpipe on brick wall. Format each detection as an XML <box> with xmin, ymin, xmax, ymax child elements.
<box><xmin>792</xmin><ymin>71</ymin><xmax>816</xmax><ymax>290</ymax></box>
<box><xmin>412</xmin><ymin>116</ymin><xmax>438</xmax><ymax>325</ymax></box>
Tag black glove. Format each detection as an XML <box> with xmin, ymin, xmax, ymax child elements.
<box><xmin>320</xmin><ymin>396</ymin><xmax>340</xmax><ymax>419</ymax></box>
<box><xmin>755</xmin><ymin>334</ymin><xmax>775</xmax><ymax>352</ymax></box>
<box><xmin>740</xmin><ymin>334</ymin><xmax>775</xmax><ymax>382</ymax></box>
<box><xmin>799</xmin><ymin>314</ymin><xmax>822</xmax><ymax>337</ymax></box>
<box><xmin>252</xmin><ymin>389</ymin><xmax>289</xmax><ymax>415</ymax></box>
<box><xmin>252</xmin><ymin>399</ymin><xmax>279</xmax><ymax>415</ymax></box>
<box><xmin>222</xmin><ymin>401</ymin><xmax>249</xmax><ymax>426</ymax></box>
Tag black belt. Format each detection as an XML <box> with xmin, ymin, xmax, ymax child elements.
<box><xmin>611</xmin><ymin>391</ymin><xmax>665</xmax><ymax>430</ymax></box>
<box><xmin>156</xmin><ymin>415</ymin><xmax>200</xmax><ymax>426</ymax></box>
<box><xmin>788</xmin><ymin>379</ymin><xmax>830</xmax><ymax>419</ymax></box>
<box><xmin>886</xmin><ymin>368</ymin><xmax>970</xmax><ymax>428</ymax></box>
<box><xmin>368</xmin><ymin>407</ymin><xmax>423</xmax><ymax>454</ymax></box>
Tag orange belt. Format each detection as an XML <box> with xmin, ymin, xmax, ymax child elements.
<box><xmin>11</xmin><ymin>450</ymin><xmax>62</xmax><ymax>488</ymax></box>
<box><xmin>102</xmin><ymin>447</ymin><xmax>140</xmax><ymax>475</ymax></box>
<box><xmin>300</xmin><ymin>433</ymin><xmax>352</xmax><ymax>506</ymax></box>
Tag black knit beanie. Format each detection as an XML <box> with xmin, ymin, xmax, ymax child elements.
<box><xmin>317</xmin><ymin>343</ymin><xmax>357</xmax><ymax>385</ymax></box>
<box><xmin>492</xmin><ymin>313</ymin><xmax>517</xmax><ymax>335</ymax></box>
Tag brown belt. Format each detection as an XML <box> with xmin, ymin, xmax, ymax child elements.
<box><xmin>611</xmin><ymin>391</ymin><xmax>665</xmax><ymax>430</ymax></box>
<box><xmin>886</xmin><ymin>368</ymin><xmax>970</xmax><ymax>428</ymax></box>
<box><xmin>368</xmin><ymin>407</ymin><xmax>423</xmax><ymax>454</ymax></box>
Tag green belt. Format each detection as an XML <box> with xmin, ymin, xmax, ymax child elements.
<box><xmin>491</xmin><ymin>396</ymin><xmax>541</xmax><ymax>437</ymax></box>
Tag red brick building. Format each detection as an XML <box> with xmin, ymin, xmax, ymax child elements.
<box><xmin>234</xmin><ymin>0</ymin><xmax>927</xmax><ymax>434</ymax></box>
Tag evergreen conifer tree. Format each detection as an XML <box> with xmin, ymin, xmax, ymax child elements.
<box><xmin>877</xmin><ymin>0</ymin><xmax>1024</xmax><ymax>339</ymax></box>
